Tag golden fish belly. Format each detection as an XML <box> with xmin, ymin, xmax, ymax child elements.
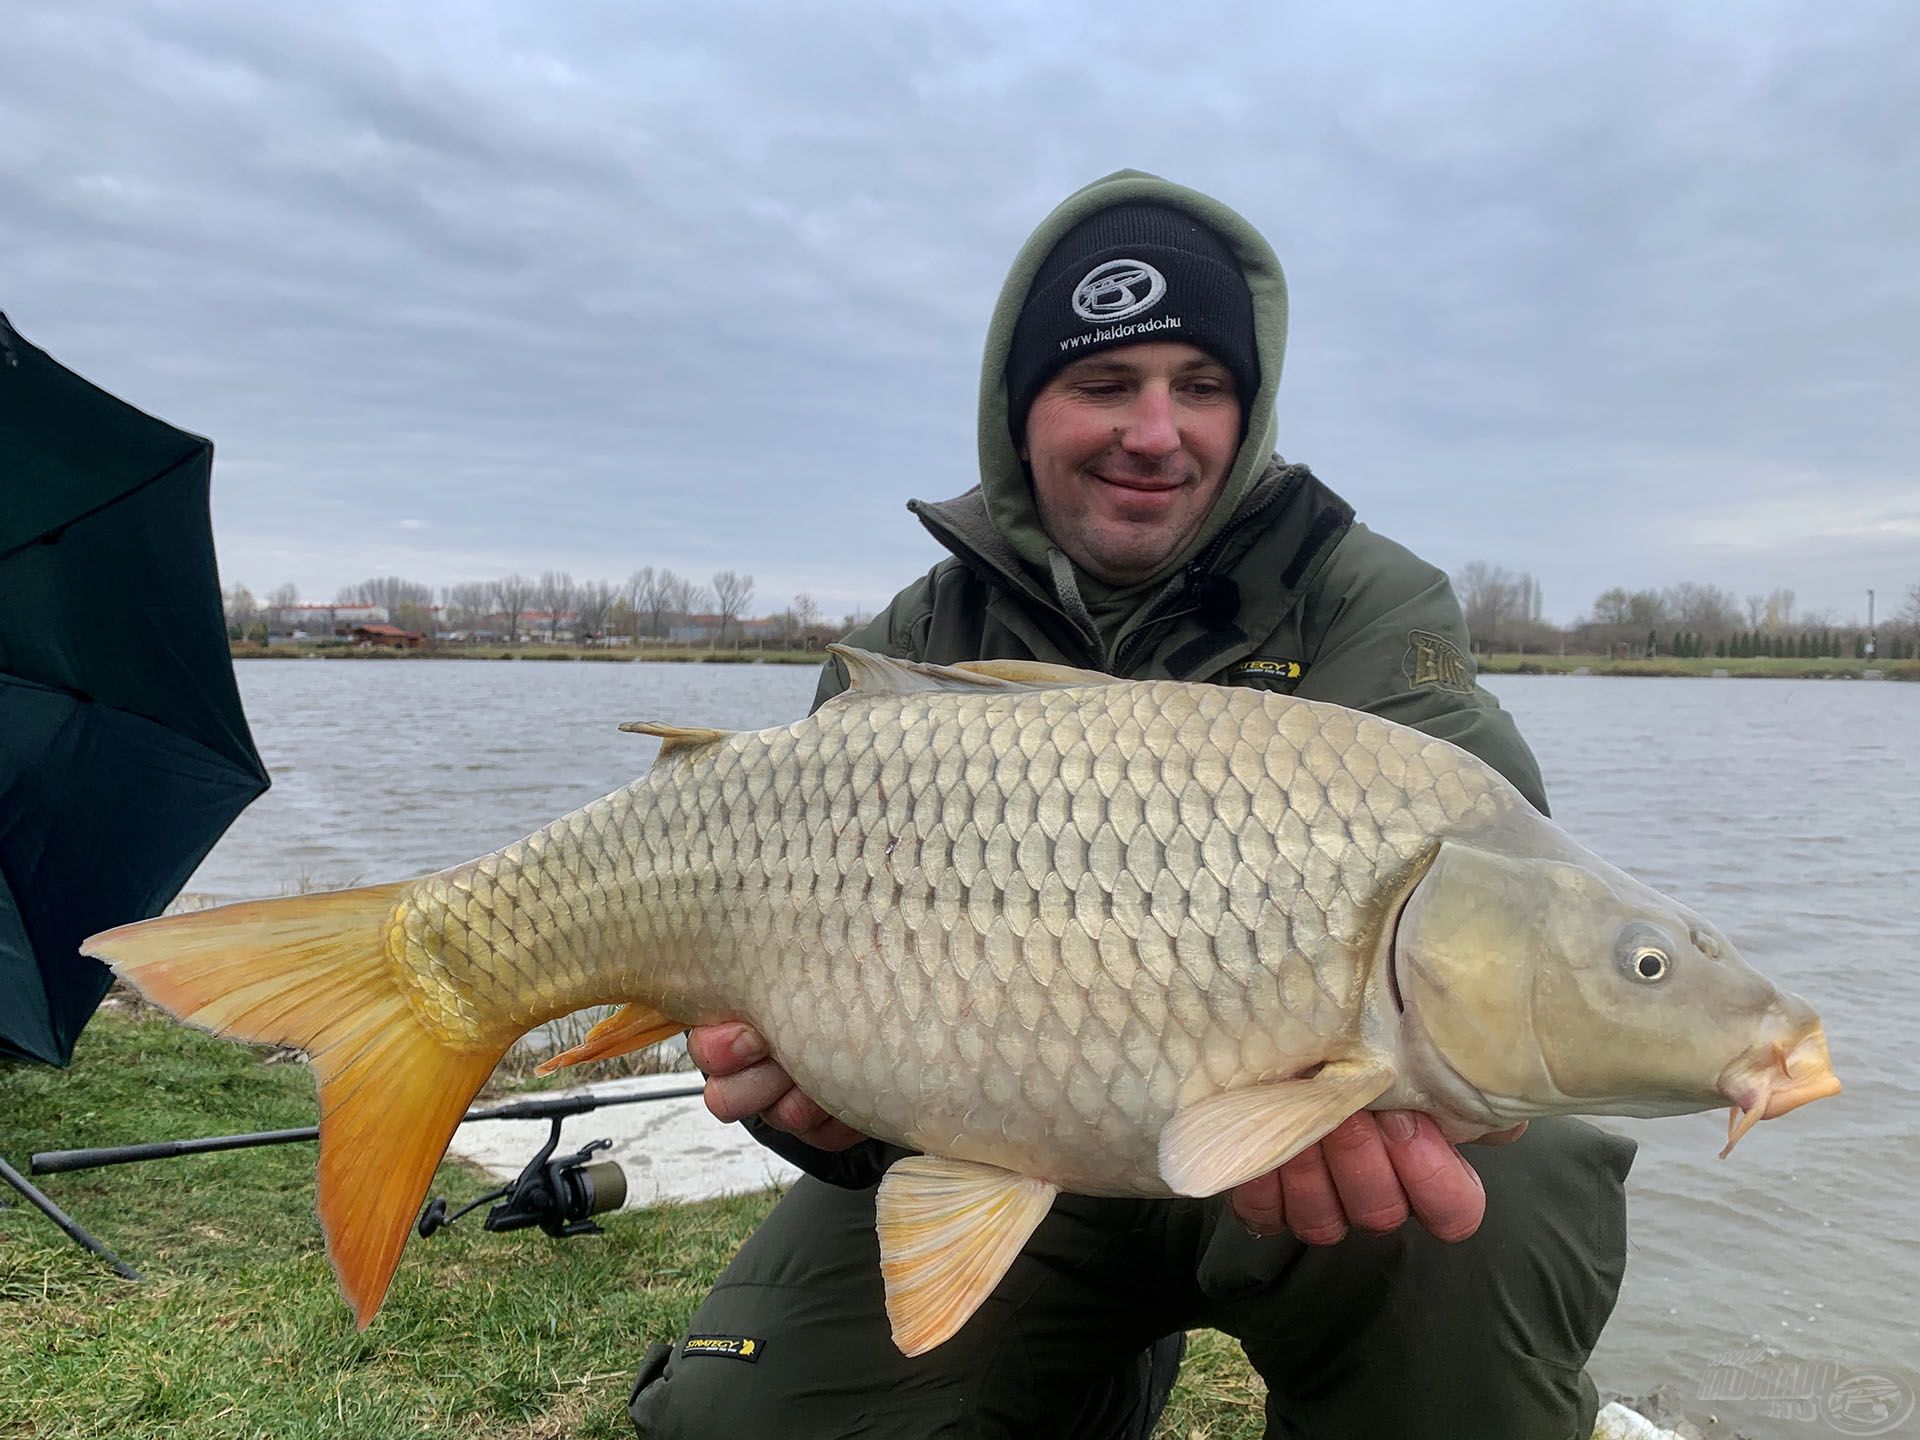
<box><xmin>400</xmin><ymin>680</ymin><xmax>1518</xmax><ymax>1194</ymax></box>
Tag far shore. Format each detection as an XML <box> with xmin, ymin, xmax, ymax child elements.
<box><xmin>230</xmin><ymin>642</ymin><xmax>1920</xmax><ymax>681</ymax></box>
<box><xmin>229</xmin><ymin>641</ymin><xmax>824</xmax><ymax>665</ymax></box>
<box><xmin>1475</xmin><ymin>652</ymin><xmax>1919</xmax><ymax>680</ymax></box>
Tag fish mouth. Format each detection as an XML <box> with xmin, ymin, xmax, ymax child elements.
<box><xmin>1718</xmin><ymin>1027</ymin><xmax>1842</xmax><ymax>1157</ymax></box>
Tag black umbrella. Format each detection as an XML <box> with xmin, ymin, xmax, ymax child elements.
<box><xmin>0</xmin><ymin>311</ymin><xmax>269</xmax><ymax>1065</ymax></box>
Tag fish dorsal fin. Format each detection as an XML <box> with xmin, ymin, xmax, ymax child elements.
<box><xmin>1157</xmin><ymin>1059</ymin><xmax>1396</xmax><ymax>1197</ymax></box>
<box><xmin>618</xmin><ymin>721</ymin><xmax>733</xmax><ymax>757</ymax></box>
<box><xmin>535</xmin><ymin>1001</ymin><xmax>688</xmax><ymax>1075</ymax></box>
<box><xmin>952</xmin><ymin>657</ymin><xmax>1119</xmax><ymax>686</ymax></box>
<box><xmin>874</xmin><ymin>1155</ymin><xmax>1058</xmax><ymax>1356</ymax></box>
<box><xmin>829</xmin><ymin>644</ymin><xmax>1114</xmax><ymax>696</ymax></box>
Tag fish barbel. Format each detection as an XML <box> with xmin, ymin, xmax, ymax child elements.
<box><xmin>84</xmin><ymin>648</ymin><xmax>1840</xmax><ymax>1354</ymax></box>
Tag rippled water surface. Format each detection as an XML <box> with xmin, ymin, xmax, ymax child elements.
<box><xmin>191</xmin><ymin>662</ymin><xmax>1918</xmax><ymax>1433</ymax></box>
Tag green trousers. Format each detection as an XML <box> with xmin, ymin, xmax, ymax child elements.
<box><xmin>629</xmin><ymin>1118</ymin><xmax>1634</xmax><ymax>1439</ymax></box>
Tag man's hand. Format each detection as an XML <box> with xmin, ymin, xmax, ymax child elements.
<box><xmin>686</xmin><ymin>1020</ymin><xmax>869</xmax><ymax>1153</ymax></box>
<box><xmin>1228</xmin><ymin>1111</ymin><xmax>1528</xmax><ymax>1245</ymax></box>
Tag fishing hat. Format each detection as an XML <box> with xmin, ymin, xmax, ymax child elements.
<box><xmin>1005</xmin><ymin>202</ymin><xmax>1258</xmax><ymax>441</ymax></box>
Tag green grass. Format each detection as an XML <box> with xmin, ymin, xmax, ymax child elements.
<box><xmin>2</xmin><ymin>1013</ymin><xmax>1265</xmax><ymax>1439</ymax></box>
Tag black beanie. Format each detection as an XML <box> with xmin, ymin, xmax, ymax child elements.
<box><xmin>1005</xmin><ymin>203</ymin><xmax>1257</xmax><ymax>440</ymax></box>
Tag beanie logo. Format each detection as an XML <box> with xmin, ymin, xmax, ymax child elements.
<box><xmin>1072</xmin><ymin>259</ymin><xmax>1166</xmax><ymax>323</ymax></box>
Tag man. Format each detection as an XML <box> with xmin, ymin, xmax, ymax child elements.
<box><xmin>628</xmin><ymin>171</ymin><xmax>1634</xmax><ymax>1439</ymax></box>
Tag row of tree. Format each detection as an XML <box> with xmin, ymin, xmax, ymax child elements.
<box><xmin>1659</xmin><ymin>629</ymin><xmax>1918</xmax><ymax>660</ymax></box>
<box><xmin>224</xmin><ymin>568</ymin><xmax>864</xmax><ymax>648</ymax></box>
<box><xmin>1453</xmin><ymin>565</ymin><xmax>1920</xmax><ymax>658</ymax></box>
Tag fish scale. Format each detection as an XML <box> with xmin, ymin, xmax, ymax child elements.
<box><xmin>389</xmin><ymin>676</ymin><xmax>1496</xmax><ymax>1194</ymax></box>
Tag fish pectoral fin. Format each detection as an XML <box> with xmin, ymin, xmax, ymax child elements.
<box><xmin>1157</xmin><ymin>1059</ymin><xmax>1397</xmax><ymax>1197</ymax></box>
<box><xmin>618</xmin><ymin>721</ymin><xmax>732</xmax><ymax>757</ymax></box>
<box><xmin>875</xmin><ymin>1156</ymin><xmax>1058</xmax><ymax>1357</ymax></box>
<box><xmin>535</xmin><ymin>1002</ymin><xmax>688</xmax><ymax>1075</ymax></box>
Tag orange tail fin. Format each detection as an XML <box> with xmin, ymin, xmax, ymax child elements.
<box><xmin>83</xmin><ymin>883</ymin><xmax>506</xmax><ymax>1327</ymax></box>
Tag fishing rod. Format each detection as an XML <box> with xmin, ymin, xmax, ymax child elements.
<box><xmin>22</xmin><ymin>1082</ymin><xmax>706</xmax><ymax>1274</ymax></box>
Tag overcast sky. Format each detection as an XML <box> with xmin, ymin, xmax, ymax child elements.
<box><xmin>6</xmin><ymin>1</ymin><xmax>1916</xmax><ymax>626</ymax></box>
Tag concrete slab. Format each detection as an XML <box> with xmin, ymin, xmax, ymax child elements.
<box><xmin>445</xmin><ymin>1071</ymin><xmax>800</xmax><ymax>1208</ymax></box>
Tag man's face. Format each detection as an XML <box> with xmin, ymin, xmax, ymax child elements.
<box><xmin>1020</xmin><ymin>342</ymin><xmax>1242</xmax><ymax>587</ymax></box>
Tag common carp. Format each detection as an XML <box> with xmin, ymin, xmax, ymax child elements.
<box><xmin>84</xmin><ymin>648</ymin><xmax>1839</xmax><ymax>1355</ymax></box>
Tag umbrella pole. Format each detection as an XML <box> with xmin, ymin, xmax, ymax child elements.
<box><xmin>0</xmin><ymin>1155</ymin><xmax>140</xmax><ymax>1280</ymax></box>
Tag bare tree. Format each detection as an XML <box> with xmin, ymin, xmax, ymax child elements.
<box><xmin>634</xmin><ymin>567</ymin><xmax>682</xmax><ymax>640</ymax></box>
<box><xmin>336</xmin><ymin>576</ymin><xmax>433</xmax><ymax>628</ymax></box>
<box><xmin>493</xmin><ymin>574</ymin><xmax>535</xmax><ymax>643</ymax></box>
<box><xmin>711</xmin><ymin>571</ymin><xmax>754</xmax><ymax>645</ymax></box>
<box><xmin>574</xmin><ymin>579</ymin><xmax>617</xmax><ymax>645</ymax></box>
<box><xmin>662</xmin><ymin>573</ymin><xmax>710</xmax><ymax>635</ymax></box>
<box><xmin>264</xmin><ymin>583</ymin><xmax>299</xmax><ymax>635</ymax></box>
<box><xmin>1453</xmin><ymin>562</ymin><xmax>1522</xmax><ymax>650</ymax></box>
<box><xmin>1662</xmin><ymin>582</ymin><xmax>1741</xmax><ymax>638</ymax></box>
<box><xmin>791</xmin><ymin>592</ymin><xmax>823</xmax><ymax>646</ymax></box>
<box><xmin>443</xmin><ymin>582</ymin><xmax>496</xmax><ymax>633</ymax></box>
<box><xmin>1588</xmin><ymin>588</ymin><xmax>1634</xmax><ymax>626</ymax></box>
<box><xmin>1901</xmin><ymin>582</ymin><xmax>1920</xmax><ymax>631</ymax></box>
<box><xmin>1745</xmin><ymin>594</ymin><xmax>1767</xmax><ymax>629</ymax></box>
<box><xmin>536</xmin><ymin>570</ymin><xmax>577</xmax><ymax>642</ymax></box>
<box><xmin>1765</xmin><ymin>587</ymin><xmax>1796</xmax><ymax>632</ymax></box>
<box><xmin>625</xmin><ymin>567</ymin><xmax>657</xmax><ymax>639</ymax></box>
<box><xmin>223</xmin><ymin>584</ymin><xmax>259</xmax><ymax>641</ymax></box>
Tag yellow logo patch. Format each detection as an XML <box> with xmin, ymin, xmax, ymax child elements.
<box><xmin>1226</xmin><ymin>657</ymin><xmax>1304</xmax><ymax>683</ymax></box>
<box><xmin>682</xmin><ymin>1334</ymin><xmax>763</xmax><ymax>1362</ymax></box>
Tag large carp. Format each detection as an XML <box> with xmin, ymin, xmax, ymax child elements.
<box><xmin>85</xmin><ymin>648</ymin><xmax>1839</xmax><ymax>1355</ymax></box>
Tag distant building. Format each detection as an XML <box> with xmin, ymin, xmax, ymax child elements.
<box><xmin>350</xmin><ymin>624</ymin><xmax>424</xmax><ymax>649</ymax></box>
<box><xmin>520</xmin><ymin>610</ymin><xmax>580</xmax><ymax>642</ymax></box>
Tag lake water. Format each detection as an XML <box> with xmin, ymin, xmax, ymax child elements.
<box><xmin>189</xmin><ymin>660</ymin><xmax>1919</xmax><ymax>1435</ymax></box>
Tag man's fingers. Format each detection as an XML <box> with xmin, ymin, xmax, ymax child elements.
<box><xmin>1320</xmin><ymin>1112</ymin><xmax>1409</xmax><ymax>1234</ymax></box>
<box><xmin>1278</xmin><ymin>1144</ymin><xmax>1347</xmax><ymax>1245</ymax></box>
<box><xmin>701</xmin><ymin>1058</ymin><xmax>793</xmax><ymax>1124</ymax></box>
<box><xmin>1471</xmin><ymin>1121</ymin><xmax>1529</xmax><ymax>1147</ymax></box>
<box><xmin>790</xmin><ymin>1116</ymin><xmax>870</xmax><ymax>1153</ymax></box>
<box><xmin>686</xmin><ymin>1020</ymin><xmax>766</xmax><ymax>1079</ymax></box>
<box><xmin>1379</xmin><ymin>1111</ymin><xmax>1486</xmax><ymax>1243</ymax></box>
<box><xmin>1228</xmin><ymin>1169</ymin><xmax>1286</xmax><ymax>1236</ymax></box>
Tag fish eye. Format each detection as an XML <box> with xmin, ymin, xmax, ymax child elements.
<box><xmin>1615</xmin><ymin>922</ymin><xmax>1677</xmax><ymax>984</ymax></box>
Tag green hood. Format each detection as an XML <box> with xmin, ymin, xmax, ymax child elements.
<box><xmin>976</xmin><ymin>170</ymin><xmax>1289</xmax><ymax>598</ymax></box>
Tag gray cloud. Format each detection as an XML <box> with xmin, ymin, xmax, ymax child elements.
<box><xmin>4</xmin><ymin>0</ymin><xmax>1914</xmax><ymax>624</ymax></box>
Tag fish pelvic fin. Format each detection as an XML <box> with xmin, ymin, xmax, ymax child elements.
<box><xmin>82</xmin><ymin>883</ymin><xmax>508</xmax><ymax>1328</ymax></box>
<box><xmin>875</xmin><ymin>1156</ymin><xmax>1057</xmax><ymax>1356</ymax></box>
<box><xmin>1158</xmin><ymin>1059</ymin><xmax>1396</xmax><ymax>1197</ymax></box>
<box><xmin>536</xmin><ymin>1001</ymin><xmax>687</xmax><ymax>1075</ymax></box>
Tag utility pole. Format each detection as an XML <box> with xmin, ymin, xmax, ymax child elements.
<box><xmin>1867</xmin><ymin>589</ymin><xmax>1876</xmax><ymax>660</ymax></box>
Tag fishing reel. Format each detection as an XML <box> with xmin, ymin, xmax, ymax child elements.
<box><xmin>417</xmin><ymin>1115</ymin><xmax>628</xmax><ymax>1241</ymax></box>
